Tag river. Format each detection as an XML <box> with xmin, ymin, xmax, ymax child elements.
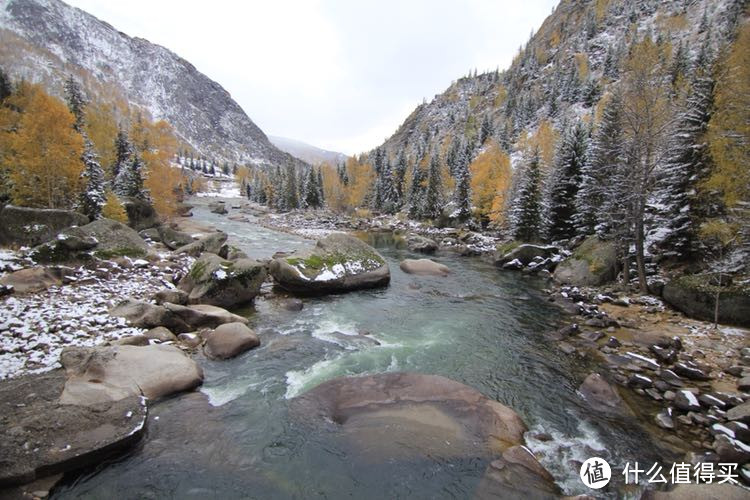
<box><xmin>53</xmin><ymin>196</ymin><xmax>668</xmax><ymax>499</ymax></box>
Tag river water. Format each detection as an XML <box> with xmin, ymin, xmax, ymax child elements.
<box><xmin>54</xmin><ymin>197</ymin><xmax>668</xmax><ymax>499</ymax></box>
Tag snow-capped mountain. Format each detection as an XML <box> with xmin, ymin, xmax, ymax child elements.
<box><xmin>0</xmin><ymin>0</ymin><xmax>305</xmax><ymax>168</ymax></box>
<box><xmin>269</xmin><ymin>136</ymin><xmax>348</xmax><ymax>166</ymax></box>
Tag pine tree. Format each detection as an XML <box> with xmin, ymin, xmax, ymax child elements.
<box><xmin>112</xmin><ymin>128</ymin><xmax>132</xmax><ymax>180</ymax></box>
<box><xmin>63</xmin><ymin>75</ymin><xmax>86</xmax><ymax>133</ymax></box>
<box><xmin>394</xmin><ymin>150</ymin><xmax>407</xmax><ymax>206</ymax></box>
<box><xmin>575</xmin><ymin>91</ymin><xmax>625</xmax><ymax>237</ymax></box>
<box><xmin>511</xmin><ymin>148</ymin><xmax>543</xmax><ymax>242</ymax></box>
<box><xmin>408</xmin><ymin>157</ymin><xmax>427</xmax><ymax>219</ymax></box>
<box><xmin>284</xmin><ymin>163</ymin><xmax>298</xmax><ymax>210</ymax></box>
<box><xmin>656</xmin><ymin>75</ymin><xmax>715</xmax><ymax>260</ymax></box>
<box><xmin>453</xmin><ymin>143</ymin><xmax>472</xmax><ymax>220</ymax></box>
<box><xmin>114</xmin><ymin>152</ymin><xmax>148</xmax><ymax>200</ymax></box>
<box><xmin>480</xmin><ymin>115</ymin><xmax>494</xmax><ymax>145</ymax></box>
<box><xmin>0</xmin><ymin>67</ymin><xmax>12</xmax><ymax>102</ymax></box>
<box><xmin>423</xmin><ymin>153</ymin><xmax>443</xmax><ymax>219</ymax></box>
<box><xmin>546</xmin><ymin>121</ymin><xmax>588</xmax><ymax>241</ymax></box>
<box><xmin>316</xmin><ymin>168</ymin><xmax>325</xmax><ymax>206</ymax></box>
<box><xmin>303</xmin><ymin>166</ymin><xmax>321</xmax><ymax>208</ymax></box>
<box><xmin>78</xmin><ymin>138</ymin><xmax>106</xmax><ymax>220</ymax></box>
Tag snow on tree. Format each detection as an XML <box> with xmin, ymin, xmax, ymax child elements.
<box><xmin>422</xmin><ymin>152</ymin><xmax>444</xmax><ymax>219</ymax></box>
<box><xmin>545</xmin><ymin>120</ymin><xmax>588</xmax><ymax>242</ymax></box>
<box><xmin>379</xmin><ymin>159</ymin><xmax>399</xmax><ymax>214</ymax></box>
<box><xmin>452</xmin><ymin>142</ymin><xmax>472</xmax><ymax>221</ymax></box>
<box><xmin>111</xmin><ymin>128</ymin><xmax>132</xmax><ymax>180</ymax></box>
<box><xmin>655</xmin><ymin>73</ymin><xmax>714</xmax><ymax>260</ymax></box>
<box><xmin>78</xmin><ymin>138</ymin><xmax>106</xmax><ymax>220</ymax></box>
<box><xmin>575</xmin><ymin>91</ymin><xmax>624</xmax><ymax>237</ymax></box>
<box><xmin>510</xmin><ymin>148</ymin><xmax>543</xmax><ymax>242</ymax></box>
<box><xmin>63</xmin><ymin>75</ymin><xmax>86</xmax><ymax>134</ymax></box>
<box><xmin>408</xmin><ymin>156</ymin><xmax>427</xmax><ymax>219</ymax></box>
<box><xmin>114</xmin><ymin>152</ymin><xmax>148</xmax><ymax>201</ymax></box>
<box><xmin>394</xmin><ymin>150</ymin><xmax>407</xmax><ymax>206</ymax></box>
<box><xmin>303</xmin><ymin>166</ymin><xmax>322</xmax><ymax>209</ymax></box>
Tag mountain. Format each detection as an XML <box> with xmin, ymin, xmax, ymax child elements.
<box><xmin>375</xmin><ymin>0</ymin><xmax>742</xmax><ymax>164</ymax></box>
<box><xmin>269</xmin><ymin>136</ymin><xmax>348</xmax><ymax>165</ymax></box>
<box><xmin>0</xmin><ymin>0</ymin><xmax>305</xmax><ymax>168</ymax></box>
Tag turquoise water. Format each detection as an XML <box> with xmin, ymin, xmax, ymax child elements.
<box><xmin>53</xmin><ymin>198</ymin><xmax>667</xmax><ymax>499</ymax></box>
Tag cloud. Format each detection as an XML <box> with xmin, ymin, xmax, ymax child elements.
<box><xmin>66</xmin><ymin>0</ymin><xmax>558</xmax><ymax>155</ymax></box>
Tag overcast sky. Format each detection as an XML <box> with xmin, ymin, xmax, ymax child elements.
<box><xmin>66</xmin><ymin>0</ymin><xmax>558</xmax><ymax>155</ymax></box>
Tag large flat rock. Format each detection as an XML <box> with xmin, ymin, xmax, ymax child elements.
<box><xmin>0</xmin><ymin>370</ymin><xmax>147</xmax><ymax>487</ymax></box>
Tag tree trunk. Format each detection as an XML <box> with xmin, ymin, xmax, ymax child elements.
<box><xmin>634</xmin><ymin>211</ymin><xmax>648</xmax><ymax>293</ymax></box>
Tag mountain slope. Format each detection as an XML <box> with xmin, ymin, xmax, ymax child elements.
<box><xmin>269</xmin><ymin>136</ymin><xmax>347</xmax><ymax>165</ymax></box>
<box><xmin>376</xmin><ymin>0</ymin><xmax>742</xmax><ymax>164</ymax></box>
<box><xmin>0</xmin><ymin>0</ymin><xmax>305</xmax><ymax>168</ymax></box>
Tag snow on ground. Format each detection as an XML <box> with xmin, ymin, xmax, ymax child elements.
<box><xmin>196</xmin><ymin>184</ymin><xmax>241</xmax><ymax>198</ymax></box>
<box><xmin>0</xmin><ymin>253</ymin><xmax>190</xmax><ymax>379</ymax></box>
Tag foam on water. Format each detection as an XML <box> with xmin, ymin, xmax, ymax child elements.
<box><xmin>202</xmin><ymin>379</ymin><xmax>267</xmax><ymax>407</ymax></box>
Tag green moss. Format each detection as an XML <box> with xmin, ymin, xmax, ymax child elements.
<box><xmin>676</xmin><ymin>274</ymin><xmax>750</xmax><ymax>295</ymax></box>
<box><xmin>285</xmin><ymin>250</ymin><xmax>384</xmax><ymax>279</ymax></box>
<box><xmin>189</xmin><ymin>260</ymin><xmax>209</xmax><ymax>280</ymax></box>
<box><xmin>496</xmin><ymin>240</ymin><xmax>520</xmax><ymax>256</ymax></box>
<box><xmin>94</xmin><ymin>247</ymin><xmax>146</xmax><ymax>259</ymax></box>
<box><xmin>573</xmin><ymin>237</ymin><xmax>608</xmax><ymax>274</ymax></box>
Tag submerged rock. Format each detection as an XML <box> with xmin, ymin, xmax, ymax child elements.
<box><xmin>208</xmin><ymin>200</ymin><xmax>228</xmax><ymax>214</ymax></box>
<box><xmin>290</xmin><ymin>372</ymin><xmax>528</xmax><ymax>458</ymax></box>
<box><xmin>553</xmin><ymin>235</ymin><xmax>617</xmax><ymax>286</ymax></box>
<box><xmin>269</xmin><ymin>233</ymin><xmax>390</xmax><ymax>295</ymax></box>
<box><xmin>0</xmin><ymin>370</ymin><xmax>147</xmax><ymax>487</ymax></box>
<box><xmin>475</xmin><ymin>445</ymin><xmax>561</xmax><ymax>499</ymax></box>
<box><xmin>59</xmin><ymin>344</ymin><xmax>203</xmax><ymax>405</ymax></box>
<box><xmin>399</xmin><ymin>258</ymin><xmax>451</xmax><ymax>277</ymax></box>
<box><xmin>178</xmin><ymin>253</ymin><xmax>267</xmax><ymax>308</ymax></box>
<box><xmin>405</xmin><ymin>234</ymin><xmax>438</xmax><ymax>254</ymax></box>
<box><xmin>204</xmin><ymin>322</ymin><xmax>260</xmax><ymax>359</ymax></box>
<box><xmin>578</xmin><ymin>373</ymin><xmax>631</xmax><ymax>416</ymax></box>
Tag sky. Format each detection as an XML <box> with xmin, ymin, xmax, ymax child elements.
<box><xmin>66</xmin><ymin>0</ymin><xmax>559</xmax><ymax>155</ymax></box>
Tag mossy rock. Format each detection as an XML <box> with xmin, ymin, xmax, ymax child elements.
<box><xmin>553</xmin><ymin>235</ymin><xmax>617</xmax><ymax>286</ymax></box>
<box><xmin>179</xmin><ymin>253</ymin><xmax>267</xmax><ymax>308</ymax></box>
<box><xmin>663</xmin><ymin>274</ymin><xmax>750</xmax><ymax>327</ymax></box>
<box><xmin>64</xmin><ymin>218</ymin><xmax>149</xmax><ymax>258</ymax></box>
<box><xmin>0</xmin><ymin>205</ymin><xmax>89</xmax><ymax>247</ymax></box>
<box><xmin>269</xmin><ymin>233</ymin><xmax>390</xmax><ymax>295</ymax></box>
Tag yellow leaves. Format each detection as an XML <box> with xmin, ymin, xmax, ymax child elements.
<box><xmin>517</xmin><ymin>120</ymin><xmax>557</xmax><ymax>171</ymax></box>
<box><xmin>140</xmin><ymin>120</ymin><xmax>181</xmax><ymax>218</ymax></box>
<box><xmin>706</xmin><ymin>20</ymin><xmax>750</xmax><ymax>211</ymax></box>
<box><xmin>84</xmin><ymin>100</ymin><xmax>119</xmax><ymax>171</ymax></box>
<box><xmin>345</xmin><ymin>156</ymin><xmax>375</xmax><ymax>209</ymax></box>
<box><xmin>594</xmin><ymin>0</ymin><xmax>609</xmax><ymax>21</ymax></box>
<box><xmin>469</xmin><ymin>142</ymin><xmax>511</xmax><ymax>224</ymax></box>
<box><xmin>574</xmin><ymin>53</ymin><xmax>589</xmax><ymax>82</ymax></box>
<box><xmin>101</xmin><ymin>190</ymin><xmax>128</xmax><ymax>223</ymax></box>
<box><xmin>493</xmin><ymin>84</ymin><xmax>508</xmax><ymax>109</ymax></box>
<box><xmin>1</xmin><ymin>82</ymin><xmax>84</xmax><ymax>208</ymax></box>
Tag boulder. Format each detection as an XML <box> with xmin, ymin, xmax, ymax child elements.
<box><xmin>663</xmin><ymin>276</ymin><xmax>750</xmax><ymax>328</ymax></box>
<box><xmin>553</xmin><ymin>235</ymin><xmax>617</xmax><ymax>286</ymax></box>
<box><xmin>138</xmin><ymin>227</ymin><xmax>161</xmax><ymax>241</ymax></box>
<box><xmin>144</xmin><ymin>326</ymin><xmax>177</xmax><ymax>343</ymax></box>
<box><xmin>674</xmin><ymin>390</ymin><xmax>702</xmax><ymax>412</ymax></box>
<box><xmin>578</xmin><ymin>373</ymin><xmax>631</xmax><ymax>416</ymax></box>
<box><xmin>494</xmin><ymin>243</ymin><xmax>559</xmax><ymax>267</ymax></box>
<box><xmin>59</xmin><ymin>344</ymin><xmax>203</xmax><ymax>405</ymax></box>
<box><xmin>0</xmin><ymin>266</ymin><xmax>69</xmax><ymax>294</ymax></box>
<box><xmin>728</xmin><ymin>401</ymin><xmax>750</xmax><ymax>424</ymax></box>
<box><xmin>121</xmin><ymin>197</ymin><xmax>158</xmax><ymax>231</ymax></box>
<box><xmin>269</xmin><ymin>233</ymin><xmax>390</xmax><ymax>295</ymax></box>
<box><xmin>109</xmin><ymin>299</ymin><xmax>247</xmax><ymax>333</ymax></box>
<box><xmin>0</xmin><ymin>205</ymin><xmax>88</xmax><ymax>247</ymax></box>
<box><xmin>208</xmin><ymin>201</ymin><xmax>228</xmax><ymax>214</ymax></box>
<box><xmin>0</xmin><ymin>370</ymin><xmax>147</xmax><ymax>487</ymax></box>
<box><xmin>475</xmin><ymin>446</ymin><xmax>561</xmax><ymax>499</ymax></box>
<box><xmin>157</xmin><ymin>226</ymin><xmax>194</xmax><ymax>250</ymax></box>
<box><xmin>64</xmin><ymin>218</ymin><xmax>148</xmax><ymax>258</ymax></box>
<box><xmin>174</xmin><ymin>231</ymin><xmax>228</xmax><ymax>257</ymax></box>
<box><xmin>225</xmin><ymin>246</ymin><xmax>249</xmax><ymax>260</ymax></box>
<box><xmin>405</xmin><ymin>234</ymin><xmax>438</xmax><ymax>254</ymax></box>
<box><xmin>152</xmin><ymin>288</ymin><xmax>189</xmax><ymax>305</ymax></box>
<box><xmin>399</xmin><ymin>258</ymin><xmax>450</xmax><ymax>277</ymax></box>
<box><xmin>204</xmin><ymin>322</ymin><xmax>260</xmax><ymax>359</ymax></box>
<box><xmin>290</xmin><ymin>373</ymin><xmax>527</xmax><ymax>458</ymax></box>
<box><xmin>178</xmin><ymin>253</ymin><xmax>267</xmax><ymax>308</ymax></box>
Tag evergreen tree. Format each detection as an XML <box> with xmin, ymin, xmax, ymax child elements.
<box><xmin>480</xmin><ymin>115</ymin><xmax>493</xmax><ymax>145</ymax></box>
<box><xmin>453</xmin><ymin>143</ymin><xmax>472</xmax><ymax>220</ymax></box>
<box><xmin>394</xmin><ymin>150</ymin><xmax>407</xmax><ymax>206</ymax></box>
<box><xmin>511</xmin><ymin>149</ymin><xmax>543</xmax><ymax>242</ymax></box>
<box><xmin>114</xmin><ymin>152</ymin><xmax>148</xmax><ymax>200</ymax></box>
<box><xmin>546</xmin><ymin>121</ymin><xmax>588</xmax><ymax>241</ymax></box>
<box><xmin>379</xmin><ymin>160</ymin><xmax>399</xmax><ymax>214</ymax></box>
<box><xmin>222</xmin><ymin>162</ymin><xmax>229</xmax><ymax>176</ymax></box>
<box><xmin>63</xmin><ymin>76</ymin><xmax>86</xmax><ymax>133</ymax></box>
<box><xmin>316</xmin><ymin>168</ymin><xmax>325</xmax><ymax>206</ymax></box>
<box><xmin>284</xmin><ymin>163</ymin><xmax>298</xmax><ymax>210</ymax></box>
<box><xmin>0</xmin><ymin>67</ymin><xmax>11</xmax><ymax>102</ymax></box>
<box><xmin>423</xmin><ymin>153</ymin><xmax>444</xmax><ymax>219</ymax></box>
<box><xmin>372</xmin><ymin>148</ymin><xmax>385</xmax><ymax>210</ymax></box>
<box><xmin>575</xmin><ymin>91</ymin><xmax>624</xmax><ymax>236</ymax></box>
<box><xmin>112</xmin><ymin>128</ymin><xmax>132</xmax><ymax>180</ymax></box>
<box><xmin>78</xmin><ymin>138</ymin><xmax>106</xmax><ymax>220</ymax></box>
<box><xmin>303</xmin><ymin>167</ymin><xmax>321</xmax><ymax>209</ymax></box>
<box><xmin>656</xmin><ymin>74</ymin><xmax>715</xmax><ymax>260</ymax></box>
<box><xmin>408</xmin><ymin>158</ymin><xmax>427</xmax><ymax>219</ymax></box>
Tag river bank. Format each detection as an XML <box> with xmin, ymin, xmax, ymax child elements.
<box><xmin>1</xmin><ymin>195</ymin><xmax>748</xmax><ymax>498</ymax></box>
